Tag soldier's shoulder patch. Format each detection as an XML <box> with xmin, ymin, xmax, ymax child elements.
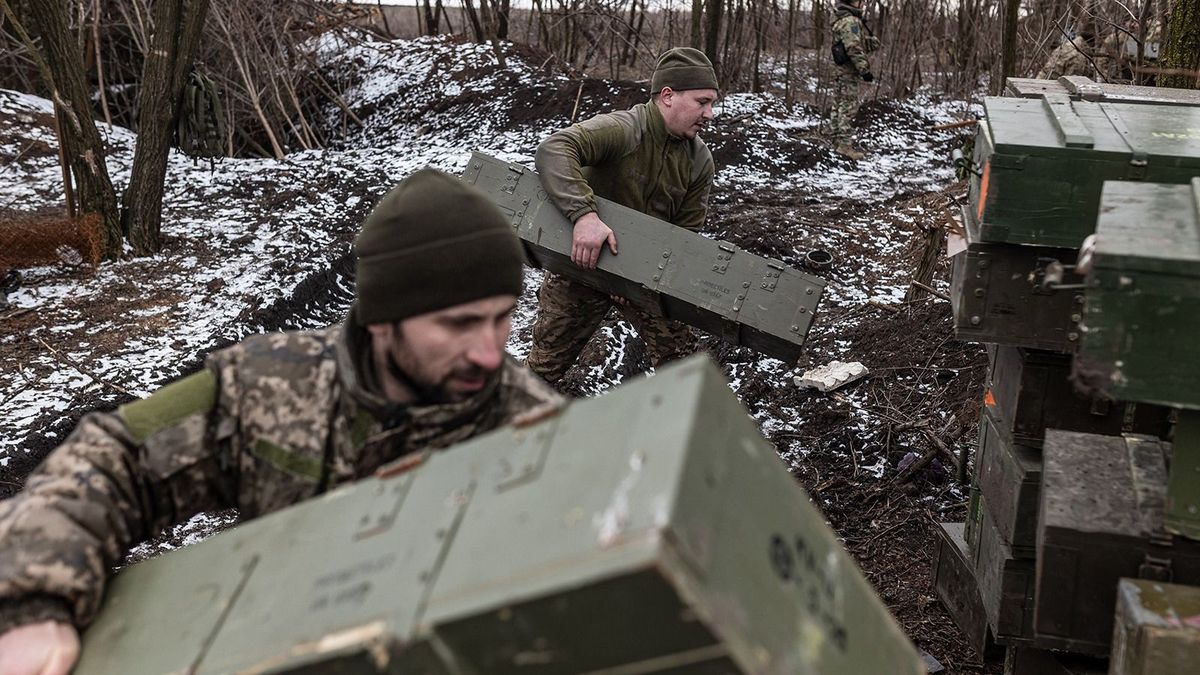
<box><xmin>120</xmin><ymin>369</ymin><xmax>217</xmax><ymax>443</ymax></box>
<box><xmin>851</xmin><ymin>24</ymin><xmax>860</xmax><ymax>34</ymax></box>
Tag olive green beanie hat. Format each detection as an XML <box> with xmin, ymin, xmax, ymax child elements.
<box><xmin>650</xmin><ymin>47</ymin><xmax>718</xmax><ymax>93</ymax></box>
<box><xmin>354</xmin><ymin>168</ymin><xmax>524</xmax><ymax>325</ymax></box>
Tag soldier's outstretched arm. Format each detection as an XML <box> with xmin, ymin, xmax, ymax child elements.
<box><xmin>535</xmin><ymin>113</ymin><xmax>638</xmax><ymax>268</ymax></box>
<box><xmin>534</xmin><ymin>112</ymin><xmax>638</xmax><ymax>224</ymax></box>
<box><xmin>0</xmin><ymin>369</ymin><xmax>235</xmax><ymax>638</ymax></box>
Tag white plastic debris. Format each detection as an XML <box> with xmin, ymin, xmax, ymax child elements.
<box><xmin>794</xmin><ymin>361</ymin><xmax>869</xmax><ymax>392</ymax></box>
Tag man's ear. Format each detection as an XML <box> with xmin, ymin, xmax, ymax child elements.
<box><xmin>366</xmin><ymin>322</ymin><xmax>394</xmax><ymax>341</ymax></box>
<box><xmin>658</xmin><ymin>86</ymin><xmax>675</xmax><ymax>106</ymax></box>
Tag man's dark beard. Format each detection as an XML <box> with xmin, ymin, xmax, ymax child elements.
<box><xmin>385</xmin><ymin>350</ymin><xmax>489</xmax><ymax>405</ymax></box>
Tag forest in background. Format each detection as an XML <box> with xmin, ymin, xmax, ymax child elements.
<box><xmin>0</xmin><ymin>0</ymin><xmax>1195</xmax><ymax>259</ymax></box>
<box><xmin>0</xmin><ymin>0</ymin><xmax>1194</xmax><ymax>161</ymax></box>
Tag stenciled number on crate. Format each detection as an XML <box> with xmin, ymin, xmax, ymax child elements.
<box><xmin>309</xmin><ymin>552</ymin><xmax>398</xmax><ymax>612</ymax></box>
<box><xmin>768</xmin><ymin>533</ymin><xmax>849</xmax><ymax>651</ymax></box>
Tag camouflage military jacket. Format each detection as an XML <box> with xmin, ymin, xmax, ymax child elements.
<box><xmin>535</xmin><ymin>101</ymin><xmax>714</xmax><ymax>232</ymax></box>
<box><xmin>0</xmin><ymin>321</ymin><xmax>560</xmax><ymax>633</ymax></box>
<box><xmin>832</xmin><ymin>4</ymin><xmax>875</xmax><ymax>75</ymax></box>
<box><xmin>1036</xmin><ymin>36</ymin><xmax>1097</xmax><ymax>80</ymax></box>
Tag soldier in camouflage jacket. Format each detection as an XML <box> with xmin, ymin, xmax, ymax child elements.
<box><xmin>1037</xmin><ymin>31</ymin><xmax>1106</xmax><ymax>81</ymax></box>
<box><xmin>526</xmin><ymin>47</ymin><xmax>718</xmax><ymax>385</ymax></box>
<box><xmin>0</xmin><ymin>170</ymin><xmax>561</xmax><ymax>673</ymax></box>
<box><xmin>830</xmin><ymin>0</ymin><xmax>879</xmax><ymax>159</ymax></box>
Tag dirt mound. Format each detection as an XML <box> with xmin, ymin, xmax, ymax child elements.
<box><xmin>856</xmin><ymin>97</ymin><xmax>928</xmax><ymax>127</ymax></box>
<box><xmin>509</xmin><ymin>76</ymin><xmax>651</xmax><ymax>126</ymax></box>
<box><xmin>704</xmin><ymin>124</ymin><xmax>826</xmax><ymax>177</ymax></box>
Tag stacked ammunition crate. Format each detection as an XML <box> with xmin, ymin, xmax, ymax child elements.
<box><xmin>74</xmin><ymin>357</ymin><xmax>927</xmax><ymax>674</ymax></box>
<box><xmin>937</xmin><ymin>79</ymin><xmax>1200</xmax><ymax>673</ymax></box>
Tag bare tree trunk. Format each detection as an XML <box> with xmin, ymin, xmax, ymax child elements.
<box><xmin>477</xmin><ymin>0</ymin><xmax>507</xmax><ymax>68</ymax></box>
<box><xmin>423</xmin><ymin>0</ymin><xmax>439</xmax><ymax>35</ymax></box>
<box><xmin>813</xmin><ymin>0</ymin><xmax>826</xmax><ymax>53</ymax></box>
<box><xmin>785</xmin><ymin>0</ymin><xmax>796</xmax><ymax>108</ymax></box>
<box><xmin>704</xmin><ymin>0</ymin><xmax>723</xmax><ymax>78</ymax></box>
<box><xmin>437</xmin><ymin>0</ymin><xmax>456</xmax><ymax>35</ymax></box>
<box><xmin>752</xmin><ymin>0</ymin><xmax>763</xmax><ymax>92</ymax></box>
<box><xmin>721</xmin><ymin>0</ymin><xmax>740</xmax><ymax>87</ymax></box>
<box><xmin>463</xmin><ymin>0</ymin><xmax>485</xmax><ymax>43</ymax></box>
<box><xmin>691</xmin><ymin>0</ymin><xmax>703</xmax><ymax>49</ymax></box>
<box><xmin>1160</xmin><ymin>0</ymin><xmax>1200</xmax><ymax>88</ymax></box>
<box><xmin>494</xmin><ymin>0</ymin><xmax>511</xmax><ymax>40</ymax></box>
<box><xmin>376</xmin><ymin>1</ymin><xmax>393</xmax><ymax>38</ymax></box>
<box><xmin>529</xmin><ymin>0</ymin><xmax>550</xmax><ymax>48</ymax></box>
<box><xmin>16</xmin><ymin>0</ymin><xmax>122</xmax><ymax>258</ymax></box>
<box><xmin>90</xmin><ymin>0</ymin><xmax>112</xmax><ymax>126</ymax></box>
<box><xmin>998</xmin><ymin>0</ymin><xmax>1020</xmax><ymax>94</ymax></box>
<box><xmin>123</xmin><ymin>0</ymin><xmax>211</xmax><ymax>255</ymax></box>
<box><xmin>622</xmin><ymin>0</ymin><xmax>640</xmax><ymax>66</ymax></box>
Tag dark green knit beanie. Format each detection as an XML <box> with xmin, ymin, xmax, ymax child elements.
<box><xmin>354</xmin><ymin>168</ymin><xmax>524</xmax><ymax>325</ymax></box>
<box><xmin>651</xmin><ymin>47</ymin><xmax>718</xmax><ymax>93</ymax></box>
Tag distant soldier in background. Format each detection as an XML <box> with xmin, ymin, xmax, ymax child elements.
<box><xmin>830</xmin><ymin>0</ymin><xmax>879</xmax><ymax>160</ymax></box>
<box><xmin>526</xmin><ymin>47</ymin><xmax>717</xmax><ymax>388</ymax></box>
<box><xmin>1037</xmin><ymin>28</ymin><xmax>1107</xmax><ymax>80</ymax></box>
<box><xmin>1100</xmin><ymin>18</ymin><xmax>1165</xmax><ymax>83</ymax></box>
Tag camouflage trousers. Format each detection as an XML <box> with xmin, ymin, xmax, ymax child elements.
<box><xmin>831</xmin><ymin>66</ymin><xmax>862</xmax><ymax>146</ymax></box>
<box><xmin>526</xmin><ymin>273</ymin><xmax>696</xmax><ymax>384</ymax></box>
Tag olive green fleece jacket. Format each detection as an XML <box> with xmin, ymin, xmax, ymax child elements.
<box><xmin>534</xmin><ymin>101</ymin><xmax>715</xmax><ymax>232</ymax></box>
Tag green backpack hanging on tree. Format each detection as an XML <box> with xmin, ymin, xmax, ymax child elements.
<box><xmin>177</xmin><ymin>70</ymin><xmax>226</xmax><ymax>163</ymax></box>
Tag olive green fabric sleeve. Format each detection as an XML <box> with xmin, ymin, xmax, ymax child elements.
<box><xmin>0</xmin><ymin>369</ymin><xmax>234</xmax><ymax>633</ymax></box>
<box><xmin>535</xmin><ymin>110</ymin><xmax>640</xmax><ymax>223</ymax></box>
<box><xmin>675</xmin><ymin>152</ymin><xmax>715</xmax><ymax>232</ymax></box>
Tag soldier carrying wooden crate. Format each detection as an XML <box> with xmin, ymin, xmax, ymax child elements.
<box><xmin>526</xmin><ymin>47</ymin><xmax>719</xmax><ymax>387</ymax></box>
<box><xmin>0</xmin><ymin>170</ymin><xmax>561</xmax><ymax>674</ymax></box>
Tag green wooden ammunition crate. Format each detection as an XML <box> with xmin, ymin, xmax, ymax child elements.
<box><xmin>1036</xmin><ymin>430</ymin><xmax>1200</xmax><ymax>655</ymax></box>
<box><xmin>462</xmin><ymin>152</ymin><xmax>826</xmax><ymax>364</ymax></box>
<box><xmin>950</xmin><ymin>212</ymin><xmax>1085</xmax><ymax>352</ymax></box>
<box><xmin>74</xmin><ymin>357</ymin><xmax>924</xmax><ymax>675</ymax></box>
<box><xmin>933</xmin><ymin>522</ymin><xmax>999</xmax><ymax>661</ymax></box>
<box><xmin>977</xmin><ymin>410</ymin><xmax>1041</xmax><ymax>559</ymax></box>
<box><xmin>974</xmin><ymin>493</ymin><xmax>1037</xmax><ymax>644</ymax></box>
<box><xmin>967</xmin><ymin>97</ymin><xmax>1200</xmax><ymax>248</ymax></box>
<box><xmin>1110</xmin><ymin>579</ymin><xmax>1200</xmax><ymax>675</ymax></box>
<box><xmin>1005</xmin><ymin>77</ymin><xmax>1200</xmax><ymax>107</ymax></box>
<box><xmin>1075</xmin><ymin>179</ymin><xmax>1200</xmax><ymax>410</ymax></box>
<box><xmin>985</xmin><ymin>345</ymin><xmax>1173</xmax><ymax>448</ymax></box>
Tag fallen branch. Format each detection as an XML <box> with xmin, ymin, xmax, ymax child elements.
<box><xmin>865</xmin><ymin>518</ymin><xmax>910</xmax><ymax>546</ymax></box>
<box><xmin>0</xmin><ymin>141</ymin><xmax>38</xmax><ymax>178</ymax></box>
<box><xmin>892</xmin><ymin>418</ymin><xmax>930</xmax><ymax>433</ymax></box>
<box><xmin>1131</xmin><ymin>65</ymin><xmax>1200</xmax><ymax>79</ymax></box>
<box><xmin>569</xmin><ymin>80</ymin><xmax>584</xmax><ymax>124</ymax></box>
<box><xmin>34</xmin><ymin>335</ymin><xmax>136</xmax><ymax>398</ymax></box>
<box><xmin>868</xmin><ymin>299</ymin><xmax>900</xmax><ymax>313</ymax></box>
<box><xmin>847</xmin><ymin>433</ymin><xmax>859</xmax><ymax>478</ymax></box>
<box><xmin>928</xmin><ymin>119</ymin><xmax>977</xmax><ymax>132</ymax></box>
<box><xmin>909</xmin><ymin>280</ymin><xmax>951</xmax><ymax>301</ymax></box>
